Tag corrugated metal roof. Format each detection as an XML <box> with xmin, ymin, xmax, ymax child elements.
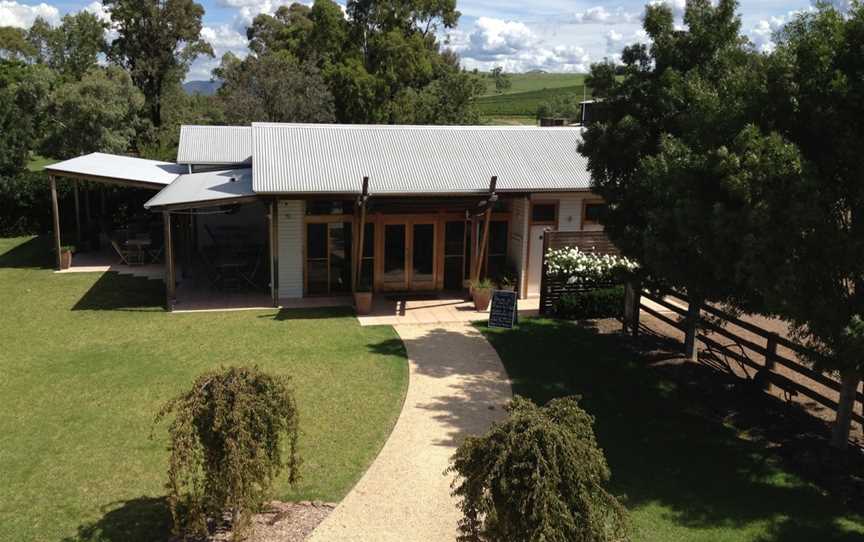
<box><xmin>177</xmin><ymin>125</ymin><xmax>252</xmax><ymax>165</ymax></box>
<box><xmin>45</xmin><ymin>152</ymin><xmax>184</xmax><ymax>186</ymax></box>
<box><xmin>144</xmin><ymin>168</ymin><xmax>255</xmax><ymax>209</ymax></box>
<box><xmin>251</xmin><ymin>123</ymin><xmax>591</xmax><ymax>195</ymax></box>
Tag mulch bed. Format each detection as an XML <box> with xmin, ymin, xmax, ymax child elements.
<box><xmin>206</xmin><ymin>501</ymin><xmax>335</xmax><ymax>542</ymax></box>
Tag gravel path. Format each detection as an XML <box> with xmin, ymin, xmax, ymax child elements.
<box><xmin>307</xmin><ymin>322</ymin><xmax>512</xmax><ymax>542</ymax></box>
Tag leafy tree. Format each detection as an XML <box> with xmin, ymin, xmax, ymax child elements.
<box><xmin>536</xmin><ymin>94</ymin><xmax>581</xmax><ymax>121</ymax></box>
<box><xmin>578</xmin><ymin>0</ymin><xmax>774</xmax><ymax>359</ymax></box>
<box><xmin>745</xmin><ymin>3</ymin><xmax>864</xmax><ymax>449</ymax></box>
<box><xmin>0</xmin><ymin>27</ymin><xmax>36</xmax><ymax>61</ymax></box>
<box><xmin>0</xmin><ymin>60</ymin><xmax>53</xmax><ymax>175</ymax></box>
<box><xmin>41</xmin><ymin>66</ymin><xmax>146</xmax><ymax>159</ymax></box>
<box><xmin>239</xmin><ymin>0</ymin><xmax>479</xmax><ymax>124</ymax></box>
<box><xmin>447</xmin><ymin>396</ymin><xmax>629</xmax><ymax>542</ymax></box>
<box><xmin>490</xmin><ymin>66</ymin><xmax>511</xmax><ymax>93</ymax></box>
<box><xmin>154</xmin><ymin>366</ymin><xmax>300</xmax><ymax>539</ymax></box>
<box><xmin>215</xmin><ymin>51</ymin><xmax>335</xmax><ymax>125</ymax></box>
<box><xmin>47</xmin><ymin>12</ymin><xmax>108</xmax><ymax>79</ymax></box>
<box><xmin>105</xmin><ymin>0</ymin><xmax>213</xmax><ymax>127</ymax></box>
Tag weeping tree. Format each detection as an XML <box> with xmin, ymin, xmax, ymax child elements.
<box><xmin>447</xmin><ymin>396</ymin><xmax>629</xmax><ymax>542</ymax></box>
<box><xmin>579</xmin><ymin>0</ymin><xmax>777</xmax><ymax>360</ymax></box>
<box><xmin>154</xmin><ymin>366</ymin><xmax>300</xmax><ymax>539</ymax></box>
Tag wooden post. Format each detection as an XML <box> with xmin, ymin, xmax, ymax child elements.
<box><xmin>473</xmin><ymin>176</ymin><xmax>497</xmax><ymax>282</ymax></box>
<box><xmin>163</xmin><ymin>211</ymin><xmax>175</xmax><ymax>310</ymax></box>
<box><xmin>269</xmin><ymin>198</ymin><xmax>279</xmax><ymax>307</ymax></box>
<box><xmin>353</xmin><ymin>177</ymin><xmax>369</xmax><ymax>292</ymax></box>
<box><xmin>763</xmin><ymin>333</ymin><xmax>778</xmax><ymax>391</ymax></box>
<box><xmin>683</xmin><ymin>293</ymin><xmax>703</xmax><ymax>361</ymax></box>
<box><xmin>73</xmin><ymin>181</ymin><xmax>82</xmax><ymax>246</ymax></box>
<box><xmin>624</xmin><ymin>279</ymin><xmax>641</xmax><ymax>336</ymax></box>
<box><xmin>84</xmin><ymin>183</ymin><xmax>91</xmax><ymax>223</ymax></box>
<box><xmin>49</xmin><ymin>175</ymin><xmax>62</xmax><ymax>270</ymax></box>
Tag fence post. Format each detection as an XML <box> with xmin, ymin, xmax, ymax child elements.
<box><xmin>538</xmin><ymin>230</ymin><xmax>552</xmax><ymax>315</ymax></box>
<box><xmin>624</xmin><ymin>279</ymin><xmax>641</xmax><ymax>336</ymax></box>
<box><xmin>763</xmin><ymin>333</ymin><xmax>778</xmax><ymax>391</ymax></box>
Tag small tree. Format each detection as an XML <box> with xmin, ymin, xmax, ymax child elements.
<box><xmin>154</xmin><ymin>366</ymin><xmax>300</xmax><ymax>539</ymax></box>
<box><xmin>447</xmin><ymin>396</ymin><xmax>629</xmax><ymax>542</ymax></box>
<box><xmin>490</xmin><ymin>66</ymin><xmax>511</xmax><ymax>94</ymax></box>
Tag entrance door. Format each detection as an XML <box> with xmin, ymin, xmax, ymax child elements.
<box><xmin>379</xmin><ymin>220</ymin><xmax>437</xmax><ymax>291</ymax></box>
<box><xmin>381</xmin><ymin>223</ymin><xmax>407</xmax><ymax>291</ymax></box>
<box><xmin>526</xmin><ymin>225</ymin><xmax>549</xmax><ymax>296</ymax></box>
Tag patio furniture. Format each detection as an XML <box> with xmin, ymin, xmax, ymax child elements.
<box><xmin>110</xmin><ymin>240</ymin><xmax>132</xmax><ymax>266</ymax></box>
<box><xmin>124</xmin><ymin>238</ymin><xmax>151</xmax><ymax>266</ymax></box>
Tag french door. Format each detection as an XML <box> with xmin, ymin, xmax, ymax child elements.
<box><xmin>378</xmin><ymin>219</ymin><xmax>437</xmax><ymax>291</ymax></box>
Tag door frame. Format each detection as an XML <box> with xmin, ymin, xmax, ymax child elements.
<box><xmin>525</xmin><ymin>200</ymin><xmax>559</xmax><ymax>296</ymax></box>
<box><xmin>375</xmin><ymin>216</ymin><xmax>439</xmax><ymax>292</ymax></box>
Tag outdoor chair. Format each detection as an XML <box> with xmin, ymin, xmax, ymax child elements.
<box><xmin>110</xmin><ymin>240</ymin><xmax>132</xmax><ymax>266</ymax></box>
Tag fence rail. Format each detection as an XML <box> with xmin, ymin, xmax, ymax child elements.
<box><xmin>538</xmin><ymin>230</ymin><xmax>620</xmax><ymax>315</ymax></box>
<box><xmin>640</xmin><ymin>289</ymin><xmax>864</xmax><ymax>426</ymax></box>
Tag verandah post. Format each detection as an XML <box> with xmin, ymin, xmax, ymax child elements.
<box><xmin>473</xmin><ymin>176</ymin><xmax>497</xmax><ymax>282</ymax></box>
<box><xmin>683</xmin><ymin>292</ymin><xmax>704</xmax><ymax>361</ymax></box>
<box><xmin>163</xmin><ymin>211</ymin><xmax>175</xmax><ymax>310</ymax></box>
<box><xmin>73</xmin><ymin>180</ymin><xmax>82</xmax><ymax>246</ymax></box>
<box><xmin>353</xmin><ymin>176</ymin><xmax>369</xmax><ymax>292</ymax></box>
<box><xmin>49</xmin><ymin>175</ymin><xmax>62</xmax><ymax>270</ymax></box>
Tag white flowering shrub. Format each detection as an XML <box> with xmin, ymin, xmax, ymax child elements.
<box><xmin>545</xmin><ymin>247</ymin><xmax>639</xmax><ymax>285</ymax></box>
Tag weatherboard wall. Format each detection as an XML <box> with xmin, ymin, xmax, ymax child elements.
<box><xmin>277</xmin><ymin>200</ymin><xmax>304</xmax><ymax>298</ymax></box>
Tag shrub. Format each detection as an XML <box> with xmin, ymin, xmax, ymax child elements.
<box><xmin>154</xmin><ymin>366</ymin><xmax>300</xmax><ymax>540</ymax></box>
<box><xmin>0</xmin><ymin>171</ymin><xmax>67</xmax><ymax>236</ymax></box>
<box><xmin>447</xmin><ymin>396</ymin><xmax>629</xmax><ymax>542</ymax></box>
<box><xmin>545</xmin><ymin>247</ymin><xmax>638</xmax><ymax>286</ymax></box>
<box><xmin>556</xmin><ymin>286</ymin><xmax>625</xmax><ymax>320</ymax></box>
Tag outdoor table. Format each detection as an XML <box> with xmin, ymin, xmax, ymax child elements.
<box><xmin>124</xmin><ymin>238</ymin><xmax>151</xmax><ymax>266</ymax></box>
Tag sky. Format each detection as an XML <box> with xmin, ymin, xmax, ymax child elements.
<box><xmin>0</xmin><ymin>0</ymin><xmax>829</xmax><ymax>81</ymax></box>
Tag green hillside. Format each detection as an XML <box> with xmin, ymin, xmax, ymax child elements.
<box><xmin>478</xmin><ymin>72</ymin><xmax>587</xmax><ymax>96</ymax></box>
<box><xmin>476</xmin><ymin>84</ymin><xmax>590</xmax><ymax>118</ymax></box>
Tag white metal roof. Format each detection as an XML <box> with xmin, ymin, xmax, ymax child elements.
<box><xmin>251</xmin><ymin>123</ymin><xmax>591</xmax><ymax>195</ymax></box>
<box><xmin>45</xmin><ymin>152</ymin><xmax>185</xmax><ymax>187</ymax></box>
<box><xmin>144</xmin><ymin>168</ymin><xmax>255</xmax><ymax>209</ymax></box>
<box><xmin>177</xmin><ymin>125</ymin><xmax>252</xmax><ymax>165</ymax></box>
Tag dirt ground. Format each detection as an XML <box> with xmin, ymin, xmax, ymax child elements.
<box><xmin>207</xmin><ymin>501</ymin><xmax>334</xmax><ymax>542</ymax></box>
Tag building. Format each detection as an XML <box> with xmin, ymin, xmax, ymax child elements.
<box><xmin>45</xmin><ymin>123</ymin><xmax>605</xmax><ymax>310</ymax></box>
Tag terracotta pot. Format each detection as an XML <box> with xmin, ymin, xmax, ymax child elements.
<box><xmin>473</xmin><ymin>288</ymin><xmax>492</xmax><ymax>311</ymax></box>
<box><xmin>354</xmin><ymin>292</ymin><xmax>373</xmax><ymax>315</ymax></box>
<box><xmin>59</xmin><ymin>249</ymin><xmax>72</xmax><ymax>270</ymax></box>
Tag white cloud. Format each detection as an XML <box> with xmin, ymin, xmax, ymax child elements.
<box><xmin>566</xmin><ymin>6</ymin><xmax>637</xmax><ymax>25</ymax></box>
<box><xmin>747</xmin><ymin>7</ymin><xmax>815</xmax><ymax>53</ymax></box>
<box><xmin>0</xmin><ymin>1</ymin><xmax>59</xmax><ymax>28</ymax></box>
<box><xmin>230</xmin><ymin>0</ymin><xmax>299</xmax><ymax>30</ymax></box>
<box><xmin>188</xmin><ymin>24</ymin><xmax>249</xmax><ymax>80</ymax></box>
<box><xmin>451</xmin><ymin>16</ymin><xmax>591</xmax><ymax>73</ymax></box>
<box><xmin>605</xmin><ymin>28</ymin><xmax>649</xmax><ymax>58</ymax></box>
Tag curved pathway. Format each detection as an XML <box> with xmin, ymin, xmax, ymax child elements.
<box><xmin>308</xmin><ymin>322</ymin><xmax>512</xmax><ymax>542</ymax></box>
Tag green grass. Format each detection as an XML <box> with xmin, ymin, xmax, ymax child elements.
<box><xmin>26</xmin><ymin>154</ymin><xmax>54</xmax><ymax>172</ymax></box>
<box><xmin>479</xmin><ymin>318</ymin><xmax>864</xmax><ymax>542</ymax></box>
<box><xmin>0</xmin><ymin>236</ymin><xmax>408</xmax><ymax>542</ymax></box>
<box><xmin>478</xmin><ymin>72</ymin><xmax>588</xmax><ymax>96</ymax></box>
<box><xmin>476</xmin><ymin>84</ymin><xmax>589</xmax><ymax>118</ymax></box>
<box><xmin>481</xmin><ymin>115</ymin><xmax>538</xmax><ymax>126</ymax></box>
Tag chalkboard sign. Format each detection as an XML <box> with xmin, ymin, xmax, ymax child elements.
<box><xmin>489</xmin><ymin>289</ymin><xmax>518</xmax><ymax>329</ymax></box>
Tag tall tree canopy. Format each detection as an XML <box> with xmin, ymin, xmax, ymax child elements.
<box><xmin>0</xmin><ymin>60</ymin><xmax>53</xmax><ymax>175</ymax></box>
<box><xmin>236</xmin><ymin>0</ymin><xmax>480</xmax><ymax>124</ymax></box>
<box><xmin>0</xmin><ymin>27</ymin><xmax>36</xmax><ymax>61</ymax></box>
<box><xmin>579</xmin><ymin>0</ymin><xmax>778</xmax><ymax>358</ymax></box>
<box><xmin>41</xmin><ymin>66</ymin><xmax>146</xmax><ymax>159</ymax></box>
<box><xmin>215</xmin><ymin>51</ymin><xmax>335</xmax><ymax>124</ymax></box>
<box><xmin>27</xmin><ymin>12</ymin><xmax>107</xmax><ymax>79</ymax></box>
<box><xmin>742</xmin><ymin>3</ymin><xmax>864</xmax><ymax>448</ymax></box>
<box><xmin>104</xmin><ymin>0</ymin><xmax>213</xmax><ymax>127</ymax></box>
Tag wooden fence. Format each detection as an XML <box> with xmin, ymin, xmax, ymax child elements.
<box><xmin>638</xmin><ymin>289</ymin><xmax>864</xmax><ymax>426</ymax></box>
<box><xmin>538</xmin><ymin>230</ymin><xmax>620</xmax><ymax>315</ymax></box>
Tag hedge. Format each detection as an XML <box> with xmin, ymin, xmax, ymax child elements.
<box><xmin>554</xmin><ymin>286</ymin><xmax>625</xmax><ymax>320</ymax></box>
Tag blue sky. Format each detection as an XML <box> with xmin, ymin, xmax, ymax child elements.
<box><xmin>1</xmin><ymin>0</ymin><xmax>823</xmax><ymax>80</ymax></box>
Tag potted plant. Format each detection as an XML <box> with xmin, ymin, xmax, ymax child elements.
<box><xmin>470</xmin><ymin>278</ymin><xmax>494</xmax><ymax>311</ymax></box>
<box><xmin>354</xmin><ymin>275</ymin><xmax>373</xmax><ymax>315</ymax></box>
<box><xmin>59</xmin><ymin>245</ymin><xmax>74</xmax><ymax>270</ymax></box>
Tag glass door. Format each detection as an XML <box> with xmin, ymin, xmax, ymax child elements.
<box><xmin>410</xmin><ymin>222</ymin><xmax>436</xmax><ymax>290</ymax></box>
<box><xmin>381</xmin><ymin>223</ymin><xmax>407</xmax><ymax>291</ymax></box>
<box><xmin>443</xmin><ymin>221</ymin><xmax>465</xmax><ymax>290</ymax></box>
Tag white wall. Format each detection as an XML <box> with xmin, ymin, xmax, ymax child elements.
<box><xmin>277</xmin><ymin>200</ymin><xmax>304</xmax><ymax>298</ymax></box>
<box><xmin>531</xmin><ymin>192</ymin><xmax>604</xmax><ymax>232</ymax></box>
<box><xmin>507</xmin><ymin>196</ymin><xmax>530</xmax><ymax>297</ymax></box>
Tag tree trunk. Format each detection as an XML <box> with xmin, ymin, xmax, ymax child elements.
<box><xmin>684</xmin><ymin>292</ymin><xmax>703</xmax><ymax>362</ymax></box>
<box><xmin>831</xmin><ymin>369</ymin><xmax>860</xmax><ymax>449</ymax></box>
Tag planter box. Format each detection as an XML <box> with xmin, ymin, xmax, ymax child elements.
<box><xmin>354</xmin><ymin>292</ymin><xmax>373</xmax><ymax>315</ymax></box>
<box><xmin>59</xmin><ymin>249</ymin><xmax>72</xmax><ymax>270</ymax></box>
<box><xmin>472</xmin><ymin>289</ymin><xmax>491</xmax><ymax>311</ymax></box>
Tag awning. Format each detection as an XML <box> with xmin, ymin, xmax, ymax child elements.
<box><xmin>144</xmin><ymin>168</ymin><xmax>256</xmax><ymax>210</ymax></box>
<box><xmin>45</xmin><ymin>152</ymin><xmax>186</xmax><ymax>189</ymax></box>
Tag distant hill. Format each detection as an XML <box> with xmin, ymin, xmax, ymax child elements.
<box><xmin>478</xmin><ymin>72</ymin><xmax>587</xmax><ymax>97</ymax></box>
<box><xmin>476</xmin><ymin>73</ymin><xmax>590</xmax><ymax>119</ymax></box>
<box><xmin>183</xmin><ymin>80</ymin><xmax>222</xmax><ymax>96</ymax></box>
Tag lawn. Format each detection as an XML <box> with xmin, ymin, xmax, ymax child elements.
<box><xmin>479</xmin><ymin>318</ymin><xmax>864</xmax><ymax>542</ymax></box>
<box><xmin>0</xmin><ymin>236</ymin><xmax>409</xmax><ymax>542</ymax></box>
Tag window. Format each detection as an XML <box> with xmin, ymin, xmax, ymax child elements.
<box><xmin>531</xmin><ymin>203</ymin><xmax>557</xmax><ymax>223</ymax></box>
<box><xmin>305</xmin><ymin>200</ymin><xmax>354</xmax><ymax>215</ymax></box>
<box><xmin>583</xmin><ymin>201</ymin><xmax>607</xmax><ymax>226</ymax></box>
<box><xmin>486</xmin><ymin>220</ymin><xmax>509</xmax><ymax>280</ymax></box>
<box><xmin>306</xmin><ymin>222</ymin><xmax>353</xmax><ymax>295</ymax></box>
